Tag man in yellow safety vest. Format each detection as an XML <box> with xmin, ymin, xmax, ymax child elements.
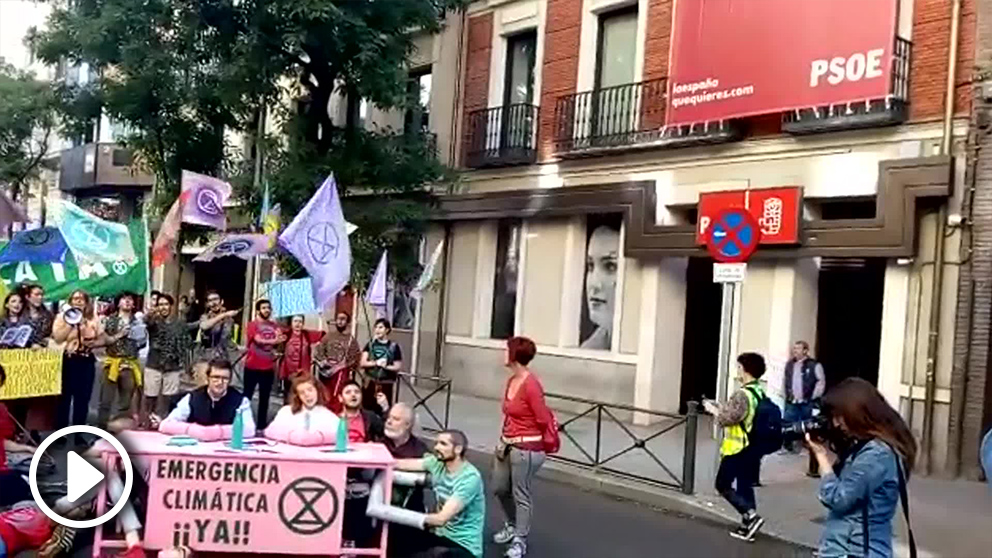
<box><xmin>703</xmin><ymin>352</ymin><xmax>767</xmax><ymax>542</ymax></box>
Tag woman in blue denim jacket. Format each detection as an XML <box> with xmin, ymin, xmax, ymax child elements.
<box><xmin>981</xmin><ymin>428</ymin><xmax>992</xmax><ymax>487</ymax></box>
<box><xmin>807</xmin><ymin>378</ymin><xmax>917</xmax><ymax>558</ymax></box>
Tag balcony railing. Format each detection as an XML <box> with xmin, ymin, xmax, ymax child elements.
<box><xmin>783</xmin><ymin>37</ymin><xmax>912</xmax><ymax>134</ymax></box>
<box><xmin>554</xmin><ymin>78</ymin><xmax>741</xmax><ymax>155</ymax></box>
<box><xmin>465</xmin><ymin>103</ymin><xmax>539</xmax><ymax>168</ymax></box>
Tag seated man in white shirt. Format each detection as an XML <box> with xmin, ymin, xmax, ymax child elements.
<box><xmin>150</xmin><ymin>358</ymin><xmax>255</xmax><ymax>441</ymax></box>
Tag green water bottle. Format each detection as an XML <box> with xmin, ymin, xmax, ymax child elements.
<box><xmin>231</xmin><ymin>407</ymin><xmax>245</xmax><ymax>450</ymax></box>
<box><xmin>335</xmin><ymin>416</ymin><xmax>348</xmax><ymax>452</ymax></box>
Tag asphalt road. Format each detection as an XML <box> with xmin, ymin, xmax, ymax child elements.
<box><xmin>21</xmin><ymin>430</ymin><xmax>808</xmax><ymax>558</ymax></box>
<box><xmin>478</xmin><ymin>464</ymin><xmax>810</xmax><ymax>558</ymax></box>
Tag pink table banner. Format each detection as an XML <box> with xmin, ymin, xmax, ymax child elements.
<box><xmin>103</xmin><ymin>431</ymin><xmax>395</xmax><ymax>555</ymax></box>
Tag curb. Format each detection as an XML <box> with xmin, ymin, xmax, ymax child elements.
<box><xmin>465</xmin><ymin>446</ymin><xmax>818</xmax><ymax>551</ymax></box>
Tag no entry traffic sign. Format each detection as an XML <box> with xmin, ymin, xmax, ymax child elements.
<box><xmin>706</xmin><ymin>208</ymin><xmax>761</xmax><ymax>263</ymax></box>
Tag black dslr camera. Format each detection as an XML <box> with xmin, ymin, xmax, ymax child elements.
<box><xmin>781</xmin><ymin>415</ymin><xmax>830</xmax><ymax>442</ymax></box>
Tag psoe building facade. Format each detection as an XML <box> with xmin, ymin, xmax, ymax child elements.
<box><xmin>403</xmin><ymin>0</ymin><xmax>990</xmax><ymax>478</ymax></box>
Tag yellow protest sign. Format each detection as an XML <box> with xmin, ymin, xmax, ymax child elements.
<box><xmin>0</xmin><ymin>349</ymin><xmax>63</xmax><ymax>400</ymax></box>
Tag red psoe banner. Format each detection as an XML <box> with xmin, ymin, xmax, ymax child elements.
<box><xmin>666</xmin><ymin>0</ymin><xmax>899</xmax><ymax>126</ymax></box>
<box><xmin>696</xmin><ymin>187</ymin><xmax>803</xmax><ymax>245</ymax></box>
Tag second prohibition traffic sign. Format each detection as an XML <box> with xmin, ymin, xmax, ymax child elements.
<box><xmin>706</xmin><ymin>208</ymin><xmax>762</xmax><ymax>263</ymax></box>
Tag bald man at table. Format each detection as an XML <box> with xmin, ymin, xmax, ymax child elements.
<box><xmin>150</xmin><ymin>358</ymin><xmax>256</xmax><ymax>441</ymax></box>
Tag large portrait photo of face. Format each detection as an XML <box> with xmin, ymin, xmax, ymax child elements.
<box><xmin>579</xmin><ymin>214</ymin><xmax>622</xmax><ymax>350</ymax></box>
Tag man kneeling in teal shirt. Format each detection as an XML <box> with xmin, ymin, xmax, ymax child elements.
<box><xmin>396</xmin><ymin>430</ymin><xmax>485</xmax><ymax>558</ymax></box>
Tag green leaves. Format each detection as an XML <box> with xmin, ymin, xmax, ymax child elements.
<box><xmin>0</xmin><ymin>63</ymin><xmax>57</xmax><ymax>199</ymax></box>
<box><xmin>31</xmin><ymin>0</ymin><xmax>467</xmax><ymax>289</ymax></box>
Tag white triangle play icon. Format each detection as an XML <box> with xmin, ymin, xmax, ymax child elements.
<box><xmin>66</xmin><ymin>451</ymin><xmax>105</xmax><ymax>503</ymax></box>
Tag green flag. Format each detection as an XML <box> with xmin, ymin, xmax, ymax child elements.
<box><xmin>0</xmin><ymin>220</ymin><xmax>148</xmax><ymax>301</ymax></box>
<box><xmin>50</xmin><ymin>199</ymin><xmax>138</xmax><ymax>265</ymax></box>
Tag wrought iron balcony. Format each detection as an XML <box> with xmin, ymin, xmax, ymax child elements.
<box><xmin>783</xmin><ymin>37</ymin><xmax>912</xmax><ymax>134</ymax></box>
<box><xmin>465</xmin><ymin>104</ymin><xmax>539</xmax><ymax>168</ymax></box>
<box><xmin>553</xmin><ymin>78</ymin><xmax>741</xmax><ymax>156</ymax></box>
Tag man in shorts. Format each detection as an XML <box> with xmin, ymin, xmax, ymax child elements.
<box><xmin>143</xmin><ymin>294</ymin><xmax>194</xmax><ymax>425</ymax></box>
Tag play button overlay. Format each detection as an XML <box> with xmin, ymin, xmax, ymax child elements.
<box><xmin>29</xmin><ymin>425</ymin><xmax>135</xmax><ymax>528</ymax></box>
<box><xmin>66</xmin><ymin>451</ymin><xmax>105</xmax><ymax>502</ymax></box>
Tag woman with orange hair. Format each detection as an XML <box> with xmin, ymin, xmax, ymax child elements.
<box><xmin>491</xmin><ymin>336</ymin><xmax>557</xmax><ymax>558</ymax></box>
<box><xmin>264</xmin><ymin>376</ymin><xmax>341</xmax><ymax>446</ymax></box>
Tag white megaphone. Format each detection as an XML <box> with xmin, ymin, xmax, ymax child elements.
<box><xmin>63</xmin><ymin>306</ymin><xmax>83</xmax><ymax>326</ymax></box>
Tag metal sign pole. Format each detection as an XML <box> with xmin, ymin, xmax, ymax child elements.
<box><xmin>713</xmin><ymin>280</ymin><xmax>736</xmax><ymax>440</ymax></box>
<box><xmin>706</xmin><ymin>208</ymin><xmax>760</xmax><ymax>472</ymax></box>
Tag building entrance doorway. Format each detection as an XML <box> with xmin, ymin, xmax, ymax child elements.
<box><xmin>815</xmin><ymin>258</ymin><xmax>885</xmax><ymax>388</ymax></box>
<box><xmin>194</xmin><ymin>256</ymin><xmax>248</xmax><ymax>330</ymax></box>
<box><xmin>680</xmin><ymin>257</ymin><xmax>722</xmax><ymax>413</ymax></box>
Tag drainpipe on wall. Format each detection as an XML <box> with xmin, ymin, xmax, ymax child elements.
<box><xmin>430</xmin><ymin>7</ymin><xmax>466</xmax><ymax>378</ymax></box>
<box><xmin>922</xmin><ymin>0</ymin><xmax>961</xmax><ymax>475</ymax></box>
<box><xmin>433</xmin><ymin>222</ymin><xmax>453</xmax><ymax>377</ymax></box>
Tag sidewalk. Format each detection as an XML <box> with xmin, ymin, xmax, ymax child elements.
<box><xmin>402</xmin><ymin>390</ymin><xmax>992</xmax><ymax>558</ymax></box>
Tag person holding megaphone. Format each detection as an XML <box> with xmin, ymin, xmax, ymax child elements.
<box><xmin>52</xmin><ymin>289</ymin><xmax>103</xmax><ymax>429</ymax></box>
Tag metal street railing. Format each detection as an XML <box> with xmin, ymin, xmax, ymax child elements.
<box><xmin>545</xmin><ymin>394</ymin><xmax>699</xmax><ymax>494</ymax></box>
<box><xmin>395</xmin><ymin>372</ymin><xmax>453</xmax><ymax>432</ymax></box>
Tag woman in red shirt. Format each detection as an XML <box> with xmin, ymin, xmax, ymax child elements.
<box><xmin>491</xmin><ymin>336</ymin><xmax>553</xmax><ymax>558</ymax></box>
<box><xmin>278</xmin><ymin>315</ymin><xmax>325</xmax><ymax>400</ymax></box>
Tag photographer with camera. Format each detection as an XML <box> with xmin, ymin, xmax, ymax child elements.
<box><xmin>784</xmin><ymin>340</ymin><xmax>826</xmax><ymax>477</ymax></box>
<box><xmin>807</xmin><ymin>377</ymin><xmax>917</xmax><ymax>558</ymax></box>
<box><xmin>703</xmin><ymin>352</ymin><xmax>769</xmax><ymax>542</ymax></box>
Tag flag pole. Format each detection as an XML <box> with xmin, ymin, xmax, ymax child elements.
<box><xmin>242</xmin><ymin>105</ymin><xmax>267</xmax><ymax>340</ymax></box>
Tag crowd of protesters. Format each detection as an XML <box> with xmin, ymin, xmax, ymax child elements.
<box><xmin>2</xmin><ymin>282</ymin><xmax>550</xmax><ymax>558</ymax></box>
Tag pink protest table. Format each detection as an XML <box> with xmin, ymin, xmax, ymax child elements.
<box><xmin>92</xmin><ymin>431</ymin><xmax>395</xmax><ymax>557</ymax></box>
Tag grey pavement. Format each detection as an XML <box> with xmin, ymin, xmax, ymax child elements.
<box><xmin>469</xmin><ymin>453</ymin><xmax>807</xmax><ymax>558</ymax></box>
<box><xmin>402</xmin><ymin>390</ymin><xmax>992</xmax><ymax>558</ymax></box>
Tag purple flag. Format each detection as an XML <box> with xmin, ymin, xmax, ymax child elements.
<box><xmin>278</xmin><ymin>174</ymin><xmax>351</xmax><ymax>310</ymax></box>
<box><xmin>181</xmin><ymin>170</ymin><xmax>232</xmax><ymax>230</ymax></box>
<box><xmin>366</xmin><ymin>250</ymin><xmax>388</xmax><ymax>306</ymax></box>
<box><xmin>194</xmin><ymin>233</ymin><xmax>271</xmax><ymax>262</ymax></box>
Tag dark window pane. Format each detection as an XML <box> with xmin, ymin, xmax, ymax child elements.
<box><xmin>491</xmin><ymin>219</ymin><xmax>522</xmax><ymax>339</ymax></box>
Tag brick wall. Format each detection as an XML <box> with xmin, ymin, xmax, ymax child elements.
<box><xmin>643</xmin><ymin>0</ymin><xmax>673</xmax><ymax>82</ymax></box>
<box><xmin>462</xmin><ymin>13</ymin><xmax>493</xmax><ymax>164</ymax></box>
<box><xmin>949</xmin><ymin>0</ymin><xmax>992</xmax><ymax>479</ymax></box>
<box><xmin>909</xmin><ymin>0</ymin><xmax>977</xmax><ymax>121</ymax></box>
<box><xmin>641</xmin><ymin>0</ymin><xmax>673</xmax><ymax>130</ymax></box>
<box><xmin>539</xmin><ymin>0</ymin><xmax>583</xmax><ymax>160</ymax></box>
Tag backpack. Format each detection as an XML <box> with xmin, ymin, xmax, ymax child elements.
<box><xmin>743</xmin><ymin>385</ymin><xmax>783</xmax><ymax>455</ymax></box>
<box><xmin>543</xmin><ymin>412</ymin><xmax>561</xmax><ymax>454</ymax></box>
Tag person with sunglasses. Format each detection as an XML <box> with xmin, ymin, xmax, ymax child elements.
<box><xmin>151</xmin><ymin>358</ymin><xmax>255</xmax><ymax>441</ymax></box>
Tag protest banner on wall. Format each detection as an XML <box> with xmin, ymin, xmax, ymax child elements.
<box><xmin>146</xmin><ymin>456</ymin><xmax>345</xmax><ymax>553</ymax></box>
<box><xmin>0</xmin><ymin>349</ymin><xmax>63</xmax><ymax>400</ymax></box>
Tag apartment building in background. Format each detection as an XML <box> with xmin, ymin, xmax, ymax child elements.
<box><xmin>0</xmin><ymin>0</ymin><xmax>154</xmax><ymax>230</ymax></box>
<box><xmin>395</xmin><ymin>0</ymin><xmax>992</xmax><ymax>480</ymax></box>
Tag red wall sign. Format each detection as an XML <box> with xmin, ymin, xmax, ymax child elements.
<box><xmin>696</xmin><ymin>187</ymin><xmax>803</xmax><ymax>246</ymax></box>
<box><xmin>666</xmin><ymin>0</ymin><xmax>898</xmax><ymax>127</ymax></box>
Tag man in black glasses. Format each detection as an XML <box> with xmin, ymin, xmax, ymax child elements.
<box><xmin>152</xmin><ymin>358</ymin><xmax>255</xmax><ymax>441</ymax></box>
